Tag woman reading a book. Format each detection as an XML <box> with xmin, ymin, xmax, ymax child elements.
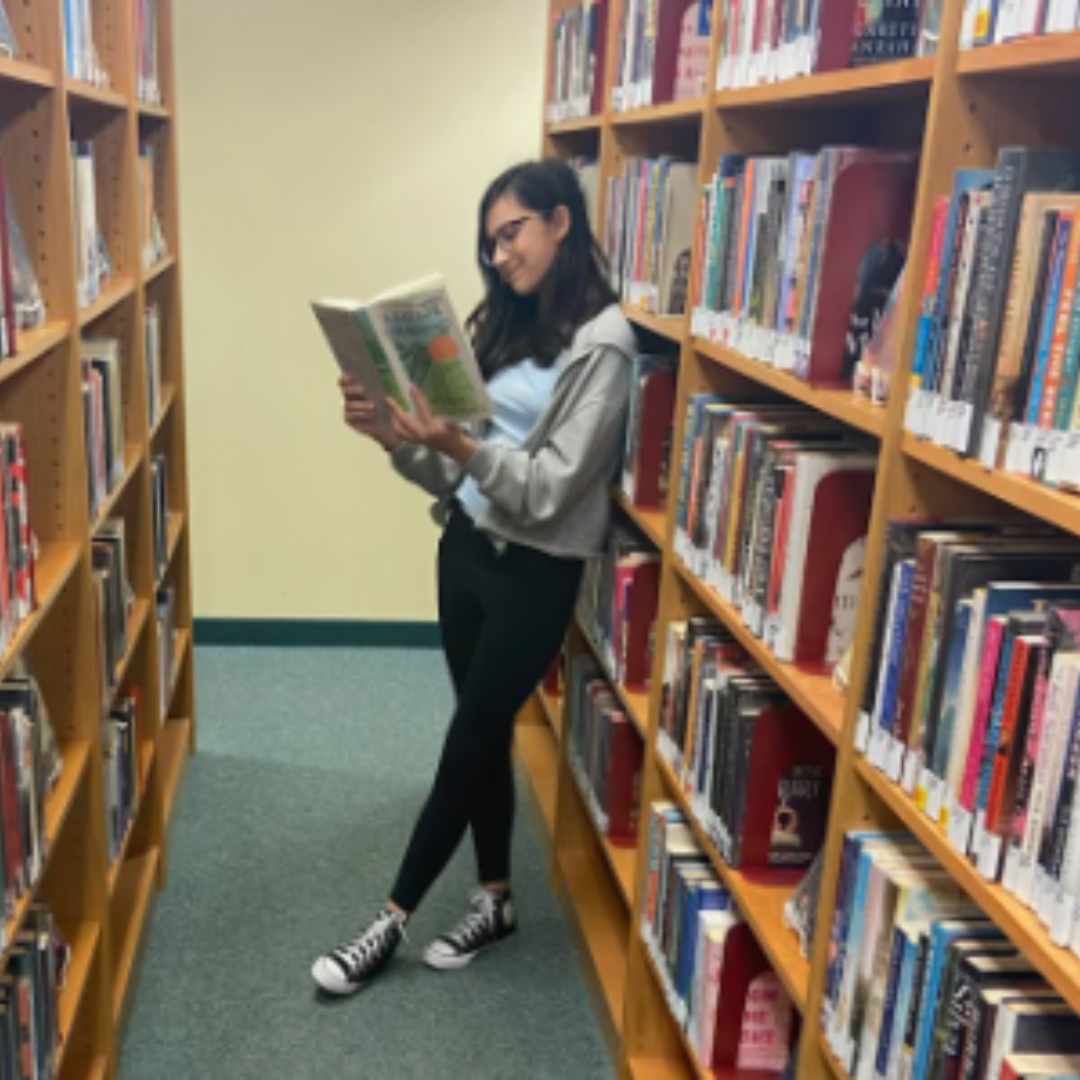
<box><xmin>312</xmin><ymin>158</ymin><xmax>637</xmax><ymax>995</ymax></box>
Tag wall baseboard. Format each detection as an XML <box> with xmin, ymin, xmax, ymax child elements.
<box><xmin>192</xmin><ymin>619</ymin><xmax>441</xmax><ymax>649</ymax></box>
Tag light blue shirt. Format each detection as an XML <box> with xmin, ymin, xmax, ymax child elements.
<box><xmin>457</xmin><ymin>358</ymin><xmax>561</xmax><ymax>523</ymax></box>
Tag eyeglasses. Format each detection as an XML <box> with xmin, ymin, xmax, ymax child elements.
<box><xmin>480</xmin><ymin>213</ymin><xmax>543</xmax><ymax>268</ymax></box>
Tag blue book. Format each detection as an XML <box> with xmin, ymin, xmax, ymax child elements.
<box><xmin>880</xmin><ymin>928</ymin><xmax>920</xmax><ymax>1080</ymax></box>
<box><xmin>675</xmin><ymin>878</ymin><xmax>728</xmax><ymax>1005</ymax></box>
<box><xmin>876</xmin><ymin>559</ymin><xmax>915</xmax><ymax>737</ymax></box>
<box><xmin>975</xmin><ymin>633</ymin><xmax>1017</xmax><ymax>814</ymax></box>
<box><xmin>1026</xmin><ymin>216</ymin><xmax>1073</xmax><ymax>425</ymax></box>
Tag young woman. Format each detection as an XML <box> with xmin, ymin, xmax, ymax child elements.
<box><xmin>312</xmin><ymin>157</ymin><xmax>637</xmax><ymax>996</ymax></box>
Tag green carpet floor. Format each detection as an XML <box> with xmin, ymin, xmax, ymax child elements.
<box><xmin>118</xmin><ymin>645</ymin><xmax>611</xmax><ymax>1080</ymax></box>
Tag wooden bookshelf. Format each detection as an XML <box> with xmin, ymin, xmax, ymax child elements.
<box><xmin>523</xmin><ymin>2</ymin><xmax>1080</xmax><ymax>1079</ymax></box>
<box><xmin>0</xmin><ymin>1</ymin><xmax>198</xmax><ymax>1076</ymax></box>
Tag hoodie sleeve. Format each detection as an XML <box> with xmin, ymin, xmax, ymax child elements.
<box><xmin>458</xmin><ymin>344</ymin><xmax>631</xmax><ymax>527</ymax></box>
<box><xmin>388</xmin><ymin>442</ymin><xmax>464</xmax><ymax>497</ymax></box>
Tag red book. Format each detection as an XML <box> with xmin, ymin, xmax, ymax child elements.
<box><xmin>616</xmin><ymin>556</ymin><xmax>660</xmax><ymax>688</ymax></box>
<box><xmin>708</xmin><ymin>923</ymin><xmax>772</xmax><ymax>1070</ymax></box>
<box><xmin>627</xmin><ymin>363</ymin><xmax>676</xmax><ymax>508</ymax></box>
<box><xmin>651</xmin><ymin>0</ymin><xmax>698</xmax><ymax>105</ymax></box>
<box><xmin>605</xmin><ymin>711</ymin><xmax>643</xmax><ymax>846</ymax></box>
<box><xmin>590</xmin><ymin>0</ymin><xmax>609</xmax><ymax>116</ymax></box>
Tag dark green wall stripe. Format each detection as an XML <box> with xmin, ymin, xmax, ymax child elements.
<box><xmin>193</xmin><ymin>619</ymin><xmax>441</xmax><ymax>649</ymax></box>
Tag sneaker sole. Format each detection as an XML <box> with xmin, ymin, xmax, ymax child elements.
<box><xmin>423</xmin><ymin>944</ymin><xmax>487</xmax><ymax>971</ymax></box>
<box><xmin>311</xmin><ymin>958</ymin><xmax>368</xmax><ymax>995</ymax></box>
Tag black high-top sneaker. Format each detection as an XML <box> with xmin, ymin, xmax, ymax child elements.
<box><xmin>424</xmin><ymin>887</ymin><xmax>516</xmax><ymax>971</ymax></box>
<box><xmin>311</xmin><ymin>906</ymin><xmax>408</xmax><ymax>995</ymax></box>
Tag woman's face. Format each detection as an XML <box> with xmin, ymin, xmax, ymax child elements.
<box><xmin>484</xmin><ymin>193</ymin><xmax>570</xmax><ymax>296</ymax></box>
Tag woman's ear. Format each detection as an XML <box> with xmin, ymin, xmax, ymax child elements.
<box><xmin>551</xmin><ymin>205</ymin><xmax>571</xmax><ymax>243</ymax></box>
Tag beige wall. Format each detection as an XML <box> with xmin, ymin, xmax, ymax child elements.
<box><xmin>174</xmin><ymin>0</ymin><xmax>546</xmax><ymax>620</ymax></box>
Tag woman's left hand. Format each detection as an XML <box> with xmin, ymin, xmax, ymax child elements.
<box><xmin>389</xmin><ymin>385</ymin><xmax>477</xmax><ymax>463</ymax></box>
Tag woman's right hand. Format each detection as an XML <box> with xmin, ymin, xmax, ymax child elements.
<box><xmin>340</xmin><ymin>376</ymin><xmax>402</xmax><ymax>452</ymax></box>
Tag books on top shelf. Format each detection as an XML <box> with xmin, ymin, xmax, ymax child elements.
<box><xmin>81</xmin><ymin>338</ymin><xmax>125</xmax><ymax>520</ymax></box>
<box><xmin>675</xmin><ymin>395</ymin><xmax>877</xmax><ymax>670</ymax></box>
<box><xmin>139</xmin><ymin>143</ymin><xmax>168</xmax><ymax>270</ymax></box>
<box><xmin>612</xmin><ymin>0</ymin><xmax>712</xmax><ymax>111</ymax></box>
<box><xmin>566</xmin><ymin>654</ymin><xmax>644</xmax><ymax>846</ymax></box>
<box><xmin>63</xmin><ymin>0</ymin><xmax>107</xmax><ymax>84</ymax></box>
<box><xmin>823</xmin><ymin>829</ymin><xmax>1080</xmax><ymax>1080</ymax></box>
<box><xmin>135</xmin><ymin>0</ymin><xmax>161</xmax><ymax>105</ymax></box>
<box><xmin>578</xmin><ymin>519</ymin><xmax>661</xmax><ymax>690</ymax></box>
<box><xmin>690</xmin><ymin>149</ymin><xmax>916</xmax><ymax>389</ymax></box>
<box><xmin>621</xmin><ymin>353</ymin><xmax>677</xmax><ymax>509</ymax></box>
<box><xmin>657</xmin><ymin>614</ymin><xmax>835</xmax><ymax>868</ymax></box>
<box><xmin>960</xmin><ymin>0</ymin><xmax>1080</xmax><ymax>47</ymax></box>
<box><xmin>904</xmin><ymin>149</ymin><xmax>1080</xmax><ymax>487</ymax></box>
<box><xmin>642</xmin><ymin>801</ymin><xmax>796</xmax><ymax>1072</ymax></box>
<box><xmin>312</xmin><ymin>274</ymin><xmax>492</xmax><ymax>424</ymax></box>
<box><xmin>716</xmin><ymin>0</ymin><xmax>941</xmax><ymax>91</ymax></box>
<box><xmin>103</xmin><ymin>690</ymin><xmax>140</xmax><ymax>863</ymax></box>
<box><xmin>605</xmin><ymin>155</ymin><xmax>697</xmax><ymax>316</ymax></box>
<box><xmin>546</xmin><ymin>0</ymin><xmax>608</xmax><ymax>123</ymax></box>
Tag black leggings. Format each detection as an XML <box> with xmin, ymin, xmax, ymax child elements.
<box><xmin>390</xmin><ymin>506</ymin><xmax>583</xmax><ymax>913</ymax></box>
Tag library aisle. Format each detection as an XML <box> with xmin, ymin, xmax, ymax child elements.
<box><xmin>118</xmin><ymin>645</ymin><xmax>611</xmax><ymax>1080</ymax></box>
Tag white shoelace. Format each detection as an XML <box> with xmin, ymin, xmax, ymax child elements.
<box><xmin>448</xmin><ymin>892</ymin><xmax>498</xmax><ymax>949</ymax></box>
<box><xmin>336</xmin><ymin>911</ymin><xmax>406</xmax><ymax>974</ymax></box>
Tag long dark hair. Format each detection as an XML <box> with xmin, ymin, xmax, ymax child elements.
<box><xmin>466</xmin><ymin>158</ymin><xmax>618</xmax><ymax>378</ymax></box>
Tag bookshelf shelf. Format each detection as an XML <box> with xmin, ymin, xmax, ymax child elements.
<box><xmin>657</xmin><ymin>756</ymin><xmax>809</xmax><ymax>1012</ymax></box>
<box><xmin>65</xmin><ymin>79</ymin><xmax>128</xmax><ymax>111</ymax></box>
<box><xmin>107</xmin><ymin>599</ymin><xmax>151</xmax><ymax>707</ymax></box>
<box><xmin>628</xmin><ymin>1054</ymin><xmax>694</xmax><ymax>1080</ymax></box>
<box><xmin>854</xmin><ymin>756</ymin><xmax>1080</xmax><ymax>1015</ymax></box>
<box><xmin>611</xmin><ymin>97</ymin><xmax>706</xmax><ymax>127</ymax></box>
<box><xmin>92</xmin><ymin>445</ymin><xmax>143</xmax><ymax>535</ymax></box>
<box><xmin>107</xmin><ymin>741</ymin><xmax>157</xmax><ymax>898</ymax></box>
<box><xmin>622</xmin><ymin>303</ymin><xmax>685</xmax><ymax>343</ymax></box>
<box><xmin>2</xmin><ymin>321</ymin><xmax>70</xmax><ymax>385</ymax></box>
<box><xmin>516</xmin><ymin>721</ymin><xmax>560</xmax><ymax>841</ymax></box>
<box><xmin>547</xmin><ymin>113</ymin><xmax>604</xmax><ymax>135</ymax></box>
<box><xmin>575</xmin><ymin>613</ymin><xmax>650</xmax><ymax>738</ymax></box>
<box><xmin>111</xmin><ymin>849</ymin><xmax>160</xmax><ymax>1024</ymax></box>
<box><xmin>143</xmin><ymin>254</ymin><xmax>177</xmax><ymax>284</ymax></box>
<box><xmin>956</xmin><ymin>32</ymin><xmax>1080</xmax><ymax>75</ymax></box>
<box><xmin>150</xmin><ymin>383</ymin><xmax>178</xmax><ymax>442</ymax></box>
<box><xmin>902</xmin><ymin>432</ymin><xmax>1080</xmax><ymax>538</ymax></box>
<box><xmin>77</xmin><ymin>277</ymin><xmax>138</xmax><ymax>329</ymax></box>
<box><xmin>0</xmin><ymin>55</ymin><xmax>54</xmax><ymax>90</ymax></box>
<box><xmin>164</xmin><ymin>628</ymin><xmax>191</xmax><ymax>716</ymax></box>
<box><xmin>820</xmin><ymin>1037</ymin><xmax>848</xmax><ymax>1080</ymax></box>
<box><xmin>713</xmin><ymin>56</ymin><xmax>936</xmax><ymax>109</ymax></box>
<box><xmin>615</xmin><ymin>491</ymin><xmax>669</xmax><ymax>549</ymax></box>
<box><xmin>157</xmin><ymin>510</ymin><xmax>185</xmax><ymax>588</ymax></box>
<box><xmin>695</xmin><ymin>339</ymin><xmax>887</xmax><ymax>438</ymax></box>
<box><xmin>46</xmin><ymin>739</ymin><xmax>91</xmax><ymax>851</ymax></box>
<box><xmin>672</xmin><ymin>556</ymin><xmax>844</xmax><ymax>746</ymax></box>
<box><xmin>537</xmin><ymin>686</ymin><xmax>562</xmax><ymax>741</ymax></box>
<box><xmin>137</xmin><ymin>101</ymin><xmax>171</xmax><ymax>122</ymax></box>
<box><xmin>640</xmin><ymin>944</ymin><xmax>715</xmax><ymax>1080</ymax></box>
<box><xmin>567</xmin><ymin>763</ymin><xmax>638</xmax><ymax>908</ymax></box>
<box><xmin>55</xmin><ymin>921</ymin><xmax>102</xmax><ymax>1075</ymax></box>
<box><xmin>158</xmin><ymin>717</ymin><xmax>192</xmax><ymax>841</ymax></box>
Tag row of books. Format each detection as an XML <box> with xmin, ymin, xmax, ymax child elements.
<box><xmin>139</xmin><ymin>144</ymin><xmax>168</xmax><ymax>271</ymax></box>
<box><xmin>91</xmin><ymin>519</ymin><xmax>133</xmax><ymax>700</ymax></box>
<box><xmin>657</xmin><ymin>614</ymin><xmax>834</xmax><ymax>868</ymax></box>
<box><xmin>545</xmin><ymin>0</ymin><xmax>608</xmax><ymax>123</ymax></box>
<box><xmin>604</xmin><ymin>155</ymin><xmax>697</xmax><ymax>317</ymax></box>
<box><xmin>689</xmin><ymin>148</ymin><xmax>915</xmax><ymax>389</ymax></box>
<box><xmin>674</xmin><ymin>396</ymin><xmax>876</xmax><ymax>668</ymax></box>
<box><xmin>715</xmin><ymin>0</ymin><xmax>941</xmax><ymax>91</ymax></box>
<box><xmin>103</xmin><ymin>692</ymin><xmax>141</xmax><ymax>864</ymax></box>
<box><xmin>612</xmin><ymin>0</ymin><xmax>712</xmax><ymax>111</ymax></box>
<box><xmin>620</xmin><ymin>354</ymin><xmax>677</xmax><ymax>510</ymax></box>
<box><xmin>62</xmin><ymin>0</ymin><xmax>106</xmax><ymax>85</ymax></box>
<box><xmin>0</xmin><ymin>904</ymin><xmax>68</xmax><ymax>1080</ymax></box>
<box><xmin>642</xmin><ymin>801</ymin><xmax>796</xmax><ymax>1073</ymax></box>
<box><xmin>0</xmin><ymin>675</ymin><xmax>60</xmax><ymax>939</ymax></box>
<box><xmin>151</xmin><ymin>454</ymin><xmax>171</xmax><ymax>582</ymax></box>
<box><xmin>960</xmin><ymin>0</ymin><xmax>1080</xmax><ymax>46</ymax></box>
<box><xmin>856</xmin><ymin>523</ymin><xmax>1080</xmax><ymax>958</ymax></box>
<box><xmin>577</xmin><ymin>521</ymin><xmax>660</xmax><ymax>691</ymax></box>
<box><xmin>905</xmin><ymin>149</ymin><xmax>1080</xmax><ymax>493</ymax></box>
<box><xmin>157</xmin><ymin>583</ymin><xmax>177</xmax><ymax>714</ymax></box>
<box><xmin>824</xmin><ymin>829</ymin><xmax>1080</xmax><ymax>1080</ymax></box>
<box><xmin>146</xmin><ymin>301</ymin><xmax>165</xmax><ymax>426</ymax></box>
<box><xmin>82</xmin><ymin>340</ymin><xmax>125</xmax><ymax>522</ymax></box>
<box><xmin>135</xmin><ymin>0</ymin><xmax>162</xmax><ymax>106</ymax></box>
<box><xmin>566</xmin><ymin>654</ymin><xmax>644</xmax><ymax>847</ymax></box>
<box><xmin>0</xmin><ymin>164</ymin><xmax>48</xmax><ymax>359</ymax></box>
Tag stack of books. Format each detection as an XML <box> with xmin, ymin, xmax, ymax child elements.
<box><xmin>545</xmin><ymin>0</ymin><xmax>608</xmax><ymax>122</ymax></box>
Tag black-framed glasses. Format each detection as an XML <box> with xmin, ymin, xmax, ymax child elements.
<box><xmin>480</xmin><ymin>213</ymin><xmax>542</xmax><ymax>268</ymax></box>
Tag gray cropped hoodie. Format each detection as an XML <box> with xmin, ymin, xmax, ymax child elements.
<box><xmin>389</xmin><ymin>303</ymin><xmax>638</xmax><ymax>558</ymax></box>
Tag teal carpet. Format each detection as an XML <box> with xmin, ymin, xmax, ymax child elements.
<box><xmin>119</xmin><ymin>645</ymin><xmax>611</xmax><ymax>1080</ymax></box>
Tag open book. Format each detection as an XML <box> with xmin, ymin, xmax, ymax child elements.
<box><xmin>312</xmin><ymin>273</ymin><xmax>492</xmax><ymax>423</ymax></box>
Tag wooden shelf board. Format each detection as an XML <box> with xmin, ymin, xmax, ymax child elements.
<box><xmin>611</xmin><ymin>96</ymin><xmax>706</xmax><ymax>127</ymax></box>
<box><xmin>566</xmin><ymin>760</ymin><xmax>637</xmax><ymax>909</ymax></box>
<box><xmin>515</xmin><ymin>721</ymin><xmax>560</xmax><ymax>842</ymax></box>
<box><xmin>714</xmin><ymin>56</ymin><xmax>935</xmax><ymax>109</ymax></box>
<box><xmin>855</xmin><ymin>755</ymin><xmax>1080</xmax><ymax>1014</ymax></box>
<box><xmin>537</xmin><ymin>686</ymin><xmax>562</xmax><ymax>742</ymax></box>
<box><xmin>165</xmin><ymin>628</ymin><xmax>191</xmax><ymax>717</ymax></box>
<box><xmin>143</xmin><ymin>254</ymin><xmax>176</xmax><ymax>284</ymax></box>
<box><xmin>0</xmin><ymin>541</ymin><xmax>81</xmax><ymax>684</ymax></box>
<box><xmin>87</xmin><ymin>1055</ymin><xmax>109</xmax><ymax>1080</ymax></box>
<box><xmin>65</xmin><ymin>79</ymin><xmax>128</xmax><ymax>110</ymax></box>
<box><xmin>91</xmin><ymin>444</ymin><xmax>143</xmax><ymax>534</ymax></box>
<box><xmin>557</xmin><ymin>847</ymin><xmax>628</xmax><ymax>1037</ymax></box>
<box><xmin>0</xmin><ymin>321</ymin><xmax>70</xmax><ymax>387</ymax></box>
<box><xmin>78</xmin><ymin>277</ymin><xmax>136</xmax><ymax>329</ymax></box>
<box><xmin>111</xmin><ymin>849</ymin><xmax>160</xmax><ymax>1024</ymax></box>
<box><xmin>54</xmin><ymin>921</ymin><xmax>101</xmax><ymax>1076</ymax></box>
<box><xmin>957</xmin><ymin>31</ymin><xmax>1080</xmax><ymax>75</ymax></box>
<box><xmin>640</xmin><ymin>944</ymin><xmax>715</xmax><ymax>1080</ymax></box>
<box><xmin>105</xmin><ymin>599</ymin><xmax>150</xmax><ymax>712</ymax></box>
<box><xmin>615</xmin><ymin>490</ymin><xmax>669</xmax><ymax>549</ymax></box>
<box><xmin>657</xmin><ymin>756</ymin><xmax>809</xmax><ymax>1011</ymax></box>
<box><xmin>821</xmin><ymin>1035</ymin><xmax>848</xmax><ymax>1080</ymax></box>
<box><xmin>156</xmin><ymin>509</ymin><xmax>185</xmax><ymax>589</ymax></box>
<box><xmin>902</xmin><ymin>432</ymin><xmax>1080</xmax><ymax>537</ymax></box>
<box><xmin>149</xmin><ymin>383</ymin><xmax>178</xmax><ymax>442</ymax></box>
<box><xmin>672</xmin><ymin>557</ymin><xmax>843</xmax><ymax>746</ymax></box>
<box><xmin>623</xmin><ymin>303</ymin><xmax>685</xmax><ymax>343</ymax></box>
<box><xmin>137</xmin><ymin>100</ymin><xmax>171</xmax><ymax>121</ymax></box>
<box><xmin>695</xmin><ymin>338</ymin><xmax>886</xmax><ymax>437</ymax></box>
<box><xmin>546</xmin><ymin>113</ymin><xmax>603</xmax><ymax>135</ymax></box>
<box><xmin>107</xmin><ymin>741</ymin><xmax>158</xmax><ymax>898</ymax></box>
<box><xmin>575</xmin><ymin>614</ymin><xmax>651</xmax><ymax>738</ymax></box>
<box><xmin>628</xmin><ymin>1054</ymin><xmax>695</xmax><ymax>1080</ymax></box>
<box><xmin>158</xmin><ymin>717</ymin><xmax>192</xmax><ymax>843</ymax></box>
<box><xmin>45</xmin><ymin>739</ymin><xmax>91</xmax><ymax>853</ymax></box>
<box><xmin>0</xmin><ymin>55</ymin><xmax>54</xmax><ymax>89</ymax></box>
